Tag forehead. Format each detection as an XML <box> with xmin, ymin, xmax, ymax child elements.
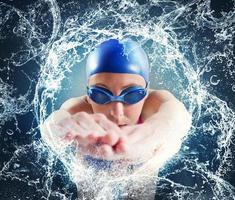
<box><xmin>88</xmin><ymin>73</ymin><xmax>146</xmax><ymax>87</ymax></box>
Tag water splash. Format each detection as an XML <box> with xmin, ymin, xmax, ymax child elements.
<box><xmin>0</xmin><ymin>0</ymin><xmax>234</xmax><ymax>199</ymax></box>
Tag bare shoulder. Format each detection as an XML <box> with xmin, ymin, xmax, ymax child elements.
<box><xmin>142</xmin><ymin>89</ymin><xmax>179</xmax><ymax>118</ymax></box>
<box><xmin>147</xmin><ymin>89</ymin><xmax>177</xmax><ymax>102</ymax></box>
<box><xmin>60</xmin><ymin>95</ymin><xmax>93</xmax><ymax>115</ymax></box>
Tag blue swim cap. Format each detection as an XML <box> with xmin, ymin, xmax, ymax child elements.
<box><xmin>86</xmin><ymin>39</ymin><xmax>149</xmax><ymax>83</ymax></box>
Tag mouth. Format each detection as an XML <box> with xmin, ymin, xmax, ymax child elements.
<box><xmin>118</xmin><ymin>124</ymin><xmax>127</xmax><ymax>127</ymax></box>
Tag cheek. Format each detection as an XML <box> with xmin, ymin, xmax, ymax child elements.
<box><xmin>91</xmin><ymin>103</ymin><xmax>109</xmax><ymax>115</ymax></box>
<box><xmin>125</xmin><ymin>102</ymin><xmax>144</xmax><ymax>120</ymax></box>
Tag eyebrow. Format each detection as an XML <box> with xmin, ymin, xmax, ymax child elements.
<box><xmin>95</xmin><ymin>83</ymin><xmax>142</xmax><ymax>89</ymax></box>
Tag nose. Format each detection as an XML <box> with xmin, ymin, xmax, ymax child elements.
<box><xmin>109</xmin><ymin>102</ymin><xmax>124</xmax><ymax>123</ymax></box>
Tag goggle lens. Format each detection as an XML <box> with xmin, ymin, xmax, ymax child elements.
<box><xmin>87</xmin><ymin>85</ymin><xmax>147</xmax><ymax>105</ymax></box>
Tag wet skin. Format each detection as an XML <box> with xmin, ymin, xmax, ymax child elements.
<box><xmin>41</xmin><ymin>73</ymin><xmax>192</xmax><ymax>165</ymax></box>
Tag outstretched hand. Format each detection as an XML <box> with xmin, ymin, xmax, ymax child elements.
<box><xmin>41</xmin><ymin>110</ymin><xmax>126</xmax><ymax>158</ymax></box>
<box><xmin>41</xmin><ymin>110</ymin><xmax>182</xmax><ymax>165</ymax></box>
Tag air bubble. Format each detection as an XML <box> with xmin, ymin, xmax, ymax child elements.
<box><xmin>6</xmin><ymin>129</ymin><xmax>14</xmax><ymax>135</ymax></box>
<box><xmin>210</xmin><ymin>75</ymin><xmax>220</xmax><ymax>86</ymax></box>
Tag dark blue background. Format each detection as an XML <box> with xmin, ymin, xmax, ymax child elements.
<box><xmin>0</xmin><ymin>0</ymin><xmax>234</xmax><ymax>199</ymax></box>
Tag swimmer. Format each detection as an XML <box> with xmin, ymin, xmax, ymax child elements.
<box><xmin>41</xmin><ymin>38</ymin><xmax>192</xmax><ymax>168</ymax></box>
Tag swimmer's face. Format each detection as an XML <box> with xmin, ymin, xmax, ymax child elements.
<box><xmin>87</xmin><ymin>73</ymin><xmax>147</xmax><ymax>126</ymax></box>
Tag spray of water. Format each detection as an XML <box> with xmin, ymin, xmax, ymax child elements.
<box><xmin>0</xmin><ymin>0</ymin><xmax>234</xmax><ymax>199</ymax></box>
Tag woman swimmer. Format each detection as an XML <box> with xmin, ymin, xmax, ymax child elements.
<box><xmin>41</xmin><ymin>38</ymin><xmax>192</xmax><ymax>167</ymax></box>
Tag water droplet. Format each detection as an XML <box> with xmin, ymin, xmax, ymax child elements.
<box><xmin>6</xmin><ymin>129</ymin><xmax>14</xmax><ymax>135</ymax></box>
<box><xmin>232</xmin><ymin>85</ymin><xmax>235</xmax><ymax>92</ymax></box>
<box><xmin>13</xmin><ymin>163</ymin><xmax>20</xmax><ymax>169</ymax></box>
<box><xmin>210</xmin><ymin>75</ymin><xmax>220</xmax><ymax>86</ymax></box>
<box><xmin>205</xmin><ymin>66</ymin><xmax>212</xmax><ymax>72</ymax></box>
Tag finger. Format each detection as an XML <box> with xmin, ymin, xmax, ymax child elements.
<box><xmin>59</xmin><ymin>116</ymin><xmax>107</xmax><ymax>146</ymax></box>
<box><xmin>92</xmin><ymin>113</ymin><xmax>122</xmax><ymax>145</ymax></box>
<box><xmin>81</xmin><ymin>144</ymin><xmax>114</xmax><ymax>160</ymax></box>
<box><xmin>92</xmin><ymin>113</ymin><xmax>121</xmax><ymax>133</ymax></box>
<box><xmin>99</xmin><ymin>144</ymin><xmax>114</xmax><ymax>159</ymax></box>
<box><xmin>86</xmin><ymin>133</ymin><xmax>100</xmax><ymax>144</ymax></box>
<box><xmin>97</xmin><ymin>130</ymin><xmax>119</xmax><ymax>146</ymax></box>
<box><xmin>58</xmin><ymin>117</ymin><xmax>88</xmax><ymax>138</ymax></box>
<box><xmin>72</xmin><ymin>112</ymin><xmax>105</xmax><ymax>135</ymax></box>
<box><xmin>63</xmin><ymin>132</ymin><xmax>74</xmax><ymax>141</ymax></box>
<box><xmin>75</xmin><ymin>132</ymin><xmax>101</xmax><ymax>145</ymax></box>
<box><xmin>113</xmin><ymin>137</ymin><xmax>128</xmax><ymax>154</ymax></box>
<box><xmin>46</xmin><ymin>123</ymin><xmax>70</xmax><ymax>139</ymax></box>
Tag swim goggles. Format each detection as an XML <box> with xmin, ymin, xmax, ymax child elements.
<box><xmin>87</xmin><ymin>83</ymin><xmax>148</xmax><ymax>105</ymax></box>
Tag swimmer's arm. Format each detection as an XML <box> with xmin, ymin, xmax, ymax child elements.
<box><xmin>115</xmin><ymin>90</ymin><xmax>192</xmax><ymax>165</ymax></box>
<box><xmin>144</xmin><ymin>90</ymin><xmax>192</xmax><ymax>144</ymax></box>
<box><xmin>40</xmin><ymin>96</ymin><xmax>91</xmax><ymax>150</ymax></box>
